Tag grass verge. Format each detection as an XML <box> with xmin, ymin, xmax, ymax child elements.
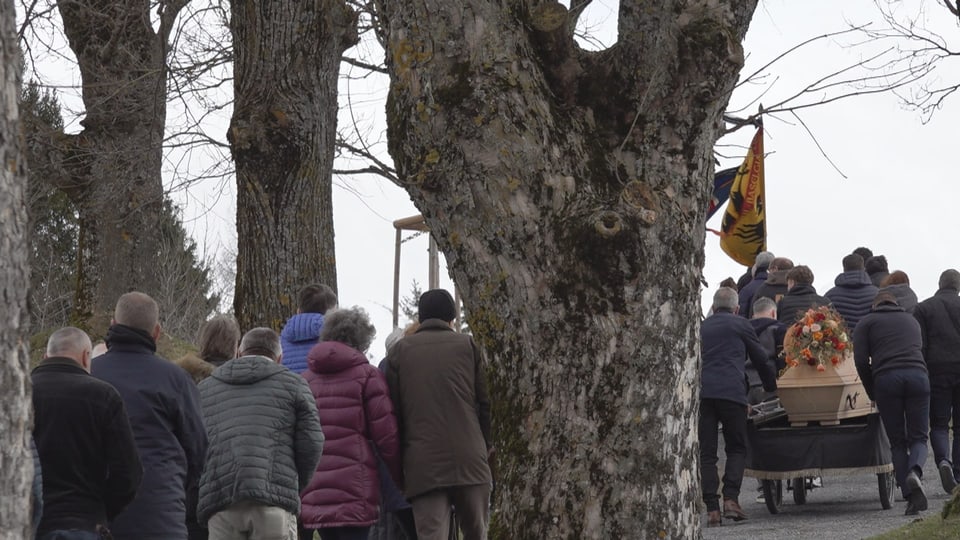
<box><xmin>870</xmin><ymin>515</ymin><xmax>960</xmax><ymax>539</ymax></box>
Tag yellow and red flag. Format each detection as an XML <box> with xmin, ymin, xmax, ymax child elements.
<box><xmin>718</xmin><ymin>127</ymin><xmax>766</xmax><ymax>266</ymax></box>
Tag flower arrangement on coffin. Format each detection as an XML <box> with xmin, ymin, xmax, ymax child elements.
<box><xmin>783</xmin><ymin>305</ymin><xmax>852</xmax><ymax>372</ymax></box>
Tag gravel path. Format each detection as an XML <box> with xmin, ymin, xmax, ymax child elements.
<box><xmin>702</xmin><ymin>446</ymin><xmax>949</xmax><ymax>539</ymax></box>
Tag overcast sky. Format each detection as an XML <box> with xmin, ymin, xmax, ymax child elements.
<box><xmin>22</xmin><ymin>1</ymin><xmax>960</xmax><ymax>360</ymax></box>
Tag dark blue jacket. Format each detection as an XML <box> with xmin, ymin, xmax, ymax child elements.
<box><xmin>701</xmin><ymin>310</ymin><xmax>777</xmax><ymax>405</ymax></box>
<box><xmin>377</xmin><ymin>358</ymin><xmax>411</xmax><ymax>513</ymax></box>
<box><xmin>853</xmin><ymin>303</ymin><xmax>926</xmax><ymax>400</ymax></box>
<box><xmin>92</xmin><ymin>325</ymin><xmax>208</xmax><ymax>540</ymax></box>
<box><xmin>738</xmin><ymin>269</ymin><xmax>768</xmax><ymax>317</ymax></box>
<box><xmin>913</xmin><ymin>288</ymin><xmax>960</xmax><ymax>375</ymax></box>
<box><xmin>825</xmin><ymin>270</ymin><xmax>878</xmax><ymax>332</ymax></box>
<box><xmin>280</xmin><ymin>312</ymin><xmax>325</xmax><ymax>374</ymax></box>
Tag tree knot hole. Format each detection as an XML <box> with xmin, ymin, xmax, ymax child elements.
<box><xmin>594</xmin><ymin>211</ymin><xmax>623</xmax><ymax>238</ymax></box>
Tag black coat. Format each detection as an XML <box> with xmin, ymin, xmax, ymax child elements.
<box><xmin>879</xmin><ymin>283</ymin><xmax>919</xmax><ymax>314</ymax></box>
<box><xmin>32</xmin><ymin>357</ymin><xmax>142</xmax><ymax>535</ymax></box>
<box><xmin>776</xmin><ymin>284</ymin><xmax>831</xmax><ymax>325</ymax></box>
<box><xmin>91</xmin><ymin>325</ymin><xmax>208</xmax><ymax>540</ymax></box>
<box><xmin>755</xmin><ymin>317</ymin><xmax>786</xmax><ymax>363</ymax></box>
<box><xmin>854</xmin><ymin>303</ymin><xmax>926</xmax><ymax>400</ymax></box>
<box><xmin>752</xmin><ymin>270</ymin><xmax>789</xmax><ymax>316</ymax></box>
<box><xmin>914</xmin><ymin>288</ymin><xmax>960</xmax><ymax>375</ymax></box>
<box><xmin>701</xmin><ymin>310</ymin><xmax>777</xmax><ymax>406</ymax></box>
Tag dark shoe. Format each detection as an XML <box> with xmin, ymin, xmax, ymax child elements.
<box><xmin>906</xmin><ymin>469</ymin><xmax>928</xmax><ymax>513</ymax></box>
<box><xmin>905</xmin><ymin>499</ymin><xmax>920</xmax><ymax>516</ymax></box>
<box><xmin>707</xmin><ymin>510</ymin><xmax>722</xmax><ymax>527</ymax></box>
<box><xmin>940</xmin><ymin>460</ymin><xmax>958</xmax><ymax>494</ymax></box>
<box><xmin>722</xmin><ymin>498</ymin><xmax>748</xmax><ymax>521</ymax></box>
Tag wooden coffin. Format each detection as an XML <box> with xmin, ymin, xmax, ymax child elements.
<box><xmin>777</xmin><ymin>356</ymin><xmax>874</xmax><ymax>426</ymax></box>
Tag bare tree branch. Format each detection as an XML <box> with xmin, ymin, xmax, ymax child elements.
<box><xmin>341</xmin><ymin>54</ymin><xmax>387</xmax><ymax>74</ymax></box>
<box><xmin>944</xmin><ymin>0</ymin><xmax>960</xmax><ymax>17</ymax></box>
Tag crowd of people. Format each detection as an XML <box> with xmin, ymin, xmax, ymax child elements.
<box><xmin>700</xmin><ymin>246</ymin><xmax>960</xmax><ymax>525</ymax></box>
<box><xmin>29</xmin><ymin>286</ymin><xmax>493</xmax><ymax>540</ymax></box>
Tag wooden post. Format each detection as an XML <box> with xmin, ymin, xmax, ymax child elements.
<box><xmin>428</xmin><ymin>235</ymin><xmax>439</xmax><ymax>289</ymax></box>
<box><xmin>392</xmin><ymin>227</ymin><xmax>402</xmax><ymax>328</ymax></box>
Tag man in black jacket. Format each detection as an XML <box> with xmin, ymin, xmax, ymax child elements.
<box><xmin>777</xmin><ymin>265</ymin><xmax>831</xmax><ymax>325</ymax></box>
<box><xmin>747</xmin><ymin>297</ymin><xmax>785</xmax><ymax>404</ymax></box>
<box><xmin>914</xmin><ymin>269</ymin><xmax>960</xmax><ymax>494</ymax></box>
<box><xmin>33</xmin><ymin>327</ymin><xmax>142</xmax><ymax>540</ymax></box>
<box><xmin>700</xmin><ymin>288</ymin><xmax>777</xmax><ymax>527</ymax></box>
<box><xmin>91</xmin><ymin>292</ymin><xmax>208</xmax><ymax>540</ymax></box>
<box><xmin>855</xmin><ymin>294</ymin><xmax>930</xmax><ymax>515</ymax></box>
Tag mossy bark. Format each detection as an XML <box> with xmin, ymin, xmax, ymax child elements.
<box><xmin>0</xmin><ymin>0</ymin><xmax>33</xmax><ymax>532</ymax></box>
<box><xmin>379</xmin><ymin>1</ymin><xmax>757</xmax><ymax>537</ymax></box>
<box><xmin>229</xmin><ymin>0</ymin><xmax>356</xmax><ymax>330</ymax></box>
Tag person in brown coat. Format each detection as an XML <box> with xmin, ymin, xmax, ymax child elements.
<box><xmin>386</xmin><ymin>289</ymin><xmax>493</xmax><ymax>540</ymax></box>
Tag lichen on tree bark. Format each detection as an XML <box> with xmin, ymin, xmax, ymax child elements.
<box><xmin>379</xmin><ymin>1</ymin><xmax>758</xmax><ymax>537</ymax></box>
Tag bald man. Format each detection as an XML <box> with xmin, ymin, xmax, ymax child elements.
<box><xmin>91</xmin><ymin>292</ymin><xmax>208</xmax><ymax>540</ymax></box>
<box><xmin>32</xmin><ymin>327</ymin><xmax>142</xmax><ymax>540</ymax></box>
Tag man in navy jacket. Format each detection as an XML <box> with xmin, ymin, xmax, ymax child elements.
<box><xmin>92</xmin><ymin>292</ymin><xmax>208</xmax><ymax>540</ymax></box>
<box><xmin>700</xmin><ymin>287</ymin><xmax>777</xmax><ymax>527</ymax></box>
<box><xmin>826</xmin><ymin>253</ymin><xmax>878</xmax><ymax>332</ymax></box>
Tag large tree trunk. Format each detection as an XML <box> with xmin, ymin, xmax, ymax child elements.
<box><xmin>48</xmin><ymin>0</ymin><xmax>186</xmax><ymax>324</ymax></box>
<box><xmin>0</xmin><ymin>0</ymin><xmax>33</xmax><ymax>534</ymax></box>
<box><xmin>230</xmin><ymin>0</ymin><xmax>356</xmax><ymax>330</ymax></box>
<box><xmin>380</xmin><ymin>1</ymin><xmax>756</xmax><ymax>537</ymax></box>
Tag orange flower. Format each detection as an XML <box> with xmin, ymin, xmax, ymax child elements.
<box><xmin>802</xmin><ymin>348</ymin><xmax>813</xmax><ymax>359</ymax></box>
<box><xmin>813</xmin><ymin>331</ymin><xmax>824</xmax><ymax>341</ymax></box>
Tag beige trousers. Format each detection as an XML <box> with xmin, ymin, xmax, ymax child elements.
<box><xmin>208</xmin><ymin>500</ymin><xmax>298</xmax><ymax>540</ymax></box>
<box><xmin>410</xmin><ymin>483</ymin><xmax>491</xmax><ymax>540</ymax></box>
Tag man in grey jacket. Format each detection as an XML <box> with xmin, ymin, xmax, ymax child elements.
<box><xmin>198</xmin><ymin>328</ymin><xmax>325</xmax><ymax>539</ymax></box>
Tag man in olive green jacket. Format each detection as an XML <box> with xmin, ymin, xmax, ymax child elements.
<box><xmin>386</xmin><ymin>289</ymin><xmax>492</xmax><ymax>540</ymax></box>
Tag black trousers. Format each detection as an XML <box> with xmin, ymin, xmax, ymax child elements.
<box><xmin>929</xmin><ymin>370</ymin><xmax>960</xmax><ymax>480</ymax></box>
<box><xmin>875</xmin><ymin>368</ymin><xmax>930</xmax><ymax>498</ymax></box>
<box><xmin>699</xmin><ymin>398</ymin><xmax>748</xmax><ymax>512</ymax></box>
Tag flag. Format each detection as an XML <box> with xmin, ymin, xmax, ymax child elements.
<box><xmin>706</xmin><ymin>166</ymin><xmax>738</xmax><ymax>222</ymax></box>
<box><xmin>719</xmin><ymin>127</ymin><xmax>766</xmax><ymax>266</ymax></box>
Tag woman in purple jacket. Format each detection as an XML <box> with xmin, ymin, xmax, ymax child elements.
<box><xmin>300</xmin><ymin>307</ymin><xmax>403</xmax><ymax>540</ymax></box>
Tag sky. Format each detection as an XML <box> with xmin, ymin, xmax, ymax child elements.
<box><xmin>20</xmin><ymin>1</ymin><xmax>960</xmax><ymax>360</ymax></box>
<box><xmin>329</xmin><ymin>0</ymin><xmax>960</xmax><ymax>359</ymax></box>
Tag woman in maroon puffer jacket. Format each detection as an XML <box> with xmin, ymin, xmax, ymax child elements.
<box><xmin>300</xmin><ymin>307</ymin><xmax>403</xmax><ymax>540</ymax></box>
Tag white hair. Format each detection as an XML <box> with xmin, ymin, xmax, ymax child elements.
<box><xmin>712</xmin><ymin>287</ymin><xmax>739</xmax><ymax>312</ymax></box>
